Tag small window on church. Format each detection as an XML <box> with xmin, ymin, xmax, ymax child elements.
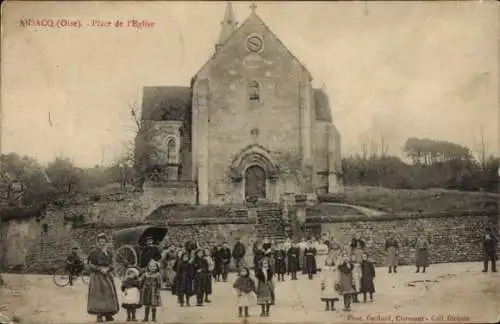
<box><xmin>166</xmin><ymin>139</ymin><xmax>177</xmax><ymax>164</ymax></box>
<box><xmin>248</xmin><ymin>81</ymin><xmax>260</xmax><ymax>101</ymax></box>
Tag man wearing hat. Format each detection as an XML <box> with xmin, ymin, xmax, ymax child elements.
<box><xmin>139</xmin><ymin>236</ymin><xmax>162</xmax><ymax>270</ymax></box>
<box><xmin>482</xmin><ymin>227</ymin><xmax>497</xmax><ymax>273</ymax></box>
<box><xmin>65</xmin><ymin>246</ymin><xmax>84</xmax><ymax>286</ymax></box>
<box><xmin>219</xmin><ymin>242</ymin><xmax>232</xmax><ymax>282</ymax></box>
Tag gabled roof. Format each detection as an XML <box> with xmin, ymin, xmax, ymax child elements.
<box><xmin>313</xmin><ymin>88</ymin><xmax>333</xmax><ymax>122</ymax></box>
<box><xmin>141</xmin><ymin>86</ymin><xmax>192</xmax><ymax>121</ymax></box>
<box><xmin>193</xmin><ymin>11</ymin><xmax>312</xmax><ymax>82</ymax></box>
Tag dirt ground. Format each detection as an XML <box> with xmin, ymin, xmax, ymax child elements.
<box><xmin>0</xmin><ymin>262</ymin><xmax>498</xmax><ymax>324</ymax></box>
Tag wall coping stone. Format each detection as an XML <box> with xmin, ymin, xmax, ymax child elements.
<box><xmin>306</xmin><ymin>209</ymin><xmax>498</xmax><ymax>223</ymax></box>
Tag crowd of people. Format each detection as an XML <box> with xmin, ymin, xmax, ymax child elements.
<box><xmin>72</xmin><ymin>227</ymin><xmax>497</xmax><ymax>322</ymax></box>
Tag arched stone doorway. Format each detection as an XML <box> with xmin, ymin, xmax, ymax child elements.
<box><xmin>230</xmin><ymin>144</ymin><xmax>280</xmax><ymax>203</ymax></box>
<box><xmin>244</xmin><ymin>165</ymin><xmax>266</xmax><ymax>200</ymax></box>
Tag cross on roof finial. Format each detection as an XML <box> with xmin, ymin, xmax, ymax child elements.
<box><xmin>250</xmin><ymin>2</ymin><xmax>257</xmax><ymax>12</ymax></box>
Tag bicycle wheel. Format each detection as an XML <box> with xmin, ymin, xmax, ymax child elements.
<box><xmin>80</xmin><ymin>268</ymin><xmax>90</xmax><ymax>285</ymax></box>
<box><xmin>52</xmin><ymin>268</ymin><xmax>70</xmax><ymax>287</ymax></box>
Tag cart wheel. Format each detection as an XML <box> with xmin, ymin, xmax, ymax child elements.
<box><xmin>52</xmin><ymin>268</ymin><xmax>70</xmax><ymax>287</ymax></box>
<box><xmin>80</xmin><ymin>268</ymin><xmax>90</xmax><ymax>285</ymax></box>
<box><xmin>113</xmin><ymin>245</ymin><xmax>138</xmax><ymax>278</ymax></box>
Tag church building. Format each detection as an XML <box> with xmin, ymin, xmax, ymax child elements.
<box><xmin>137</xmin><ymin>2</ymin><xmax>342</xmax><ymax>206</ymax></box>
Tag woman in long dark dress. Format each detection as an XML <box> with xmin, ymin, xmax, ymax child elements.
<box><xmin>359</xmin><ymin>254</ymin><xmax>376</xmax><ymax>303</ymax></box>
<box><xmin>303</xmin><ymin>241</ymin><xmax>317</xmax><ymax>279</ymax></box>
<box><xmin>192</xmin><ymin>249</ymin><xmax>210</xmax><ymax>306</ymax></box>
<box><xmin>172</xmin><ymin>253</ymin><xmax>194</xmax><ymax>307</ymax></box>
<box><xmin>203</xmin><ymin>248</ymin><xmax>214</xmax><ymax>303</ymax></box>
<box><xmin>87</xmin><ymin>232</ymin><xmax>120</xmax><ymax>322</ymax></box>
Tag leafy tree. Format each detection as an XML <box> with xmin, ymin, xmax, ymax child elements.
<box><xmin>45</xmin><ymin>157</ymin><xmax>82</xmax><ymax>194</ymax></box>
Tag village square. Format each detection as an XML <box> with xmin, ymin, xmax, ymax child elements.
<box><xmin>1</xmin><ymin>1</ymin><xmax>499</xmax><ymax>324</ymax></box>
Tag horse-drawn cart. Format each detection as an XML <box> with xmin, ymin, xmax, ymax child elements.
<box><xmin>112</xmin><ymin>225</ymin><xmax>167</xmax><ymax>278</ymax></box>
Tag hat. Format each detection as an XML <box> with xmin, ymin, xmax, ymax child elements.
<box><xmin>126</xmin><ymin>267</ymin><xmax>140</xmax><ymax>277</ymax></box>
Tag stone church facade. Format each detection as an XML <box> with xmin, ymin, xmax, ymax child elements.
<box><xmin>137</xmin><ymin>3</ymin><xmax>342</xmax><ymax>208</ymax></box>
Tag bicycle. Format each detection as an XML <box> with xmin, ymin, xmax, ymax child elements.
<box><xmin>52</xmin><ymin>266</ymin><xmax>90</xmax><ymax>287</ymax></box>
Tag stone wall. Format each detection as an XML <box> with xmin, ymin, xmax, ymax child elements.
<box><xmin>1</xmin><ymin>200</ymin><xmax>497</xmax><ymax>273</ymax></box>
<box><xmin>309</xmin><ymin>211</ymin><xmax>499</xmax><ymax>266</ymax></box>
<box><xmin>140</xmin><ymin>181</ymin><xmax>197</xmax><ymax>217</ymax></box>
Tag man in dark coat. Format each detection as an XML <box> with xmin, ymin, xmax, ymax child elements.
<box><xmin>232</xmin><ymin>239</ymin><xmax>246</xmax><ymax>272</ymax></box>
<box><xmin>65</xmin><ymin>247</ymin><xmax>84</xmax><ymax>286</ymax></box>
<box><xmin>212</xmin><ymin>244</ymin><xmax>222</xmax><ymax>281</ymax></box>
<box><xmin>273</xmin><ymin>243</ymin><xmax>287</xmax><ymax>281</ymax></box>
<box><xmin>287</xmin><ymin>242</ymin><xmax>300</xmax><ymax>280</ymax></box>
<box><xmin>220</xmin><ymin>242</ymin><xmax>232</xmax><ymax>282</ymax></box>
<box><xmin>483</xmin><ymin>228</ymin><xmax>497</xmax><ymax>273</ymax></box>
<box><xmin>253</xmin><ymin>242</ymin><xmax>265</xmax><ymax>272</ymax></box>
<box><xmin>140</xmin><ymin>236</ymin><xmax>162</xmax><ymax>269</ymax></box>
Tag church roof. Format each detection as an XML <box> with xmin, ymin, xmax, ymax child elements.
<box><xmin>141</xmin><ymin>86</ymin><xmax>192</xmax><ymax>121</ymax></box>
<box><xmin>193</xmin><ymin>10</ymin><xmax>312</xmax><ymax>82</ymax></box>
<box><xmin>313</xmin><ymin>88</ymin><xmax>333</xmax><ymax>122</ymax></box>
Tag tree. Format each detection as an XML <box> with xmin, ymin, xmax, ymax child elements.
<box><xmin>0</xmin><ymin>153</ymin><xmax>55</xmax><ymax>206</ymax></box>
<box><xmin>45</xmin><ymin>157</ymin><xmax>82</xmax><ymax>194</ymax></box>
<box><xmin>127</xmin><ymin>102</ymin><xmax>171</xmax><ymax>189</ymax></box>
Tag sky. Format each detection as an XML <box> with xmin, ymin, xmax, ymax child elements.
<box><xmin>1</xmin><ymin>1</ymin><xmax>499</xmax><ymax>167</ymax></box>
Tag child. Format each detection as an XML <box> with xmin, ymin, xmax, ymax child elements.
<box><xmin>121</xmin><ymin>268</ymin><xmax>141</xmax><ymax>321</ymax></box>
<box><xmin>172</xmin><ymin>253</ymin><xmax>194</xmax><ymax>307</ymax></box>
<box><xmin>320</xmin><ymin>257</ymin><xmax>340</xmax><ymax>311</ymax></box>
<box><xmin>338</xmin><ymin>255</ymin><xmax>355</xmax><ymax>311</ymax></box>
<box><xmin>233</xmin><ymin>267</ymin><xmax>256</xmax><ymax>317</ymax></box>
<box><xmin>351</xmin><ymin>254</ymin><xmax>361</xmax><ymax>303</ymax></box>
<box><xmin>360</xmin><ymin>254</ymin><xmax>376</xmax><ymax>303</ymax></box>
<box><xmin>255</xmin><ymin>257</ymin><xmax>275</xmax><ymax>317</ymax></box>
<box><xmin>139</xmin><ymin>260</ymin><xmax>162</xmax><ymax>322</ymax></box>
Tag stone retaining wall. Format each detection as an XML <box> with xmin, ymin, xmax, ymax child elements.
<box><xmin>0</xmin><ymin>205</ymin><xmax>497</xmax><ymax>273</ymax></box>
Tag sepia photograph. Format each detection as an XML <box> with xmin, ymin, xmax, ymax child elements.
<box><xmin>0</xmin><ymin>1</ymin><xmax>499</xmax><ymax>323</ymax></box>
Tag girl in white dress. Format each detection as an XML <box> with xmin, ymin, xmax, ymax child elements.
<box><xmin>351</xmin><ymin>254</ymin><xmax>361</xmax><ymax>303</ymax></box>
<box><xmin>120</xmin><ymin>268</ymin><xmax>141</xmax><ymax>321</ymax></box>
<box><xmin>320</xmin><ymin>257</ymin><xmax>340</xmax><ymax>311</ymax></box>
<box><xmin>233</xmin><ymin>267</ymin><xmax>256</xmax><ymax>317</ymax></box>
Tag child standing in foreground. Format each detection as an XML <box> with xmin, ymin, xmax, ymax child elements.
<box><xmin>338</xmin><ymin>255</ymin><xmax>355</xmax><ymax>312</ymax></box>
<box><xmin>121</xmin><ymin>268</ymin><xmax>141</xmax><ymax>322</ymax></box>
<box><xmin>255</xmin><ymin>258</ymin><xmax>275</xmax><ymax>317</ymax></box>
<box><xmin>320</xmin><ymin>257</ymin><xmax>340</xmax><ymax>311</ymax></box>
<box><xmin>351</xmin><ymin>254</ymin><xmax>361</xmax><ymax>303</ymax></box>
<box><xmin>233</xmin><ymin>267</ymin><xmax>256</xmax><ymax>317</ymax></box>
<box><xmin>360</xmin><ymin>253</ymin><xmax>376</xmax><ymax>303</ymax></box>
<box><xmin>140</xmin><ymin>260</ymin><xmax>162</xmax><ymax>322</ymax></box>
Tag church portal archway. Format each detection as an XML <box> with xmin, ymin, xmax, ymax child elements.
<box><xmin>244</xmin><ymin>165</ymin><xmax>266</xmax><ymax>200</ymax></box>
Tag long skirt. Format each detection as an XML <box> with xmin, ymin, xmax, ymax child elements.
<box><xmin>237</xmin><ymin>292</ymin><xmax>256</xmax><ymax>307</ymax></box>
<box><xmin>387</xmin><ymin>247</ymin><xmax>398</xmax><ymax>266</ymax></box>
<box><xmin>256</xmin><ymin>282</ymin><xmax>274</xmax><ymax>305</ymax></box>
<box><xmin>87</xmin><ymin>272</ymin><xmax>120</xmax><ymax>315</ymax></box>
<box><xmin>360</xmin><ymin>277</ymin><xmax>375</xmax><ymax>293</ymax></box>
<box><xmin>140</xmin><ymin>285</ymin><xmax>162</xmax><ymax>307</ymax></box>
<box><xmin>416</xmin><ymin>248</ymin><xmax>429</xmax><ymax>267</ymax></box>
<box><xmin>122</xmin><ymin>287</ymin><xmax>141</xmax><ymax>309</ymax></box>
